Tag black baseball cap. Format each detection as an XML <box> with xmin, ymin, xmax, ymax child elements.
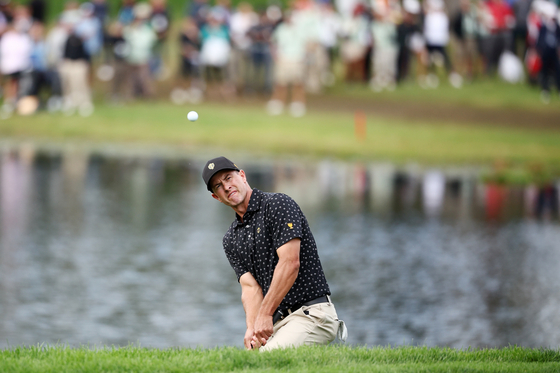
<box><xmin>202</xmin><ymin>156</ymin><xmax>240</xmax><ymax>192</ymax></box>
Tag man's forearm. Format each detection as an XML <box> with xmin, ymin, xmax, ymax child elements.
<box><xmin>250</xmin><ymin>239</ymin><xmax>301</xmax><ymax>346</ymax></box>
<box><xmin>241</xmin><ymin>280</ymin><xmax>263</xmax><ymax>329</ymax></box>
<box><xmin>258</xmin><ymin>255</ymin><xmax>300</xmax><ymax>317</ymax></box>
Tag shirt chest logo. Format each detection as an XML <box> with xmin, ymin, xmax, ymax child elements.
<box><xmin>257</xmin><ymin>227</ymin><xmax>261</xmax><ymax>234</ymax></box>
<box><xmin>287</xmin><ymin>223</ymin><xmax>293</xmax><ymax>229</ymax></box>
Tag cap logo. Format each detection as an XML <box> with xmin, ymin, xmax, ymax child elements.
<box><xmin>208</xmin><ymin>163</ymin><xmax>215</xmax><ymax>170</ymax></box>
<box><xmin>287</xmin><ymin>223</ymin><xmax>293</xmax><ymax>229</ymax></box>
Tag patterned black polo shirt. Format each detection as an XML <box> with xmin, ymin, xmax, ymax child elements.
<box><xmin>222</xmin><ymin>188</ymin><xmax>330</xmax><ymax>312</ymax></box>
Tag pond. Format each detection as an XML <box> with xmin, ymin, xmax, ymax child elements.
<box><xmin>0</xmin><ymin>144</ymin><xmax>559</xmax><ymax>349</ymax></box>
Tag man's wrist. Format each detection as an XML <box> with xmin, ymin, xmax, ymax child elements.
<box><xmin>257</xmin><ymin>309</ymin><xmax>274</xmax><ymax>318</ymax></box>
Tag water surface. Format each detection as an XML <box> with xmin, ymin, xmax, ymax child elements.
<box><xmin>1</xmin><ymin>147</ymin><xmax>559</xmax><ymax>349</ymax></box>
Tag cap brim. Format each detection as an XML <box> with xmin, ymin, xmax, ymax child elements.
<box><xmin>206</xmin><ymin>167</ymin><xmax>240</xmax><ymax>191</ymax></box>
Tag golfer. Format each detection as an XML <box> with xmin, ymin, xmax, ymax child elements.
<box><xmin>202</xmin><ymin>156</ymin><xmax>347</xmax><ymax>351</ymax></box>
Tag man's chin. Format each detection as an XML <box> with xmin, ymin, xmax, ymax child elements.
<box><xmin>224</xmin><ymin>195</ymin><xmax>242</xmax><ymax>207</ymax></box>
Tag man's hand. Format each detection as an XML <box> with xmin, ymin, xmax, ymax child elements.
<box><xmin>244</xmin><ymin>328</ymin><xmax>255</xmax><ymax>350</ymax></box>
<box><xmin>251</xmin><ymin>313</ymin><xmax>273</xmax><ymax>347</ymax></box>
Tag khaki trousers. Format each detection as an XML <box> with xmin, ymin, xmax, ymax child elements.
<box><xmin>59</xmin><ymin>59</ymin><xmax>92</xmax><ymax>109</ymax></box>
<box><xmin>260</xmin><ymin>301</ymin><xmax>340</xmax><ymax>352</ymax></box>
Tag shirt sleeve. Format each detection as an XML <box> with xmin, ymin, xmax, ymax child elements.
<box><xmin>223</xmin><ymin>229</ymin><xmax>249</xmax><ymax>282</ymax></box>
<box><xmin>266</xmin><ymin>194</ymin><xmax>303</xmax><ymax>250</ymax></box>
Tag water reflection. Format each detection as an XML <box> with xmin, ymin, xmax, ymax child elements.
<box><xmin>0</xmin><ymin>145</ymin><xmax>559</xmax><ymax>349</ymax></box>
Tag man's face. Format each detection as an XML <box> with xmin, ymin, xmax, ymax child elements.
<box><xmin>210</xmin><ymin>170</ymin><xmax>250</xmax><ymax>208</ymax></box>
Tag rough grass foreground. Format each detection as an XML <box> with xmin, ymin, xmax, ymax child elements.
<box><xmin>2</xmin><ymin>345</ymin><xmax>560</xmax><ymax>372</ymax></box>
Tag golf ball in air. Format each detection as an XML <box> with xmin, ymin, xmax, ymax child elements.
<box><xmin>187</xmin><ymin>111</ymin><xmax>198</xmax><ymax>121</ymax></box>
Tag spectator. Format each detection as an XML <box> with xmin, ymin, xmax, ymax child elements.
<box><xmin>199</xmin><ymin>8</ymin><xmax>233</xmax><ymax>99</ymax></box>
<box><xmin>247</xmin><ymin>8</ymin><xmax>276</xmax><ymax>94</ymax></box>
<box><xmin>187</xmin><ymin>0</ymin><xmax>210</xmax><ymax>28</ymax></box>
<box><xmin>370</xmin><ymin>4</ymin><xmax>399</xmax><ymax>91</ymax></box>
<box><xmin>28</xmin><ymin>0</ymin><xmax>46</xmax><ymax>24</ymax></box>
<box><xmin>177</xmin><ymin>17</ymin><xmax>202</xmax><ymax>93</ymax></box>
<box><xmin>123</xmin><ymin>2</ymin><xmax>157</xmax><ymax>99</ymax></box>
<box><xmin>293</xmin><ymin>0</ymin><xmax>324</xmax><ymax>94</ymax></box>
<box><xmin>75</xmin><ymin>2</ymin><xmax>103</xmax><ymax>59</ymax></box>
<box><xmin>339</xmin><ymin>3</ymin><xmax>370</xmax><ymax>82</ymax></box>
<box><xmin>60</xmin><ymin>0</ymin><xmax>82</xmax><ymax>26</ymax></box>
<box><xmin>213</xmin><ymin>0</ymin><xmax>232</xmax><ymax>26</ymax></box>
<box><xmin>229</xmin><ymin>2</ymin><xmax>258</xmax><ymax>93</ymax></box>
<box><xmin>397</xmin><ymin>0</ymin><xmax>426</xmax><ymax>83</ymax></box>
<box><xmin>149</xmin><ymin>0</ymin><xmax>171</xmax><ymax>78</ymax></box>
<box><xmin>318</xmin><ymin>1</ymin><xmax>342</xmax><ymax>85</ymax></box>
<box><xmin>118</xmin><ymin>0</ymin><xmax>136</xmax><ymax>26</ymax></box>
<box><xmin>29</xmin><ymin>22</ymin><xmax>63</xmax><ymax>109</ymax></box>
<box><xmin>423</xmin><ymin>0</ymin><xmax>462</xmax><ymax>87</ymax></box>
<box><xmin>92</xmin><ymin>0</ymin><xmax>110</xmax><ymax>62</ymax></box>
<box><xmin>150</xmin><ymin>0</ymin><xmax>171</xmax><ymax>40</ymax></box>
<box><xmin>105</xmin><ymin>21</ymin><xmax>128</xmax><ymax>101</ymax></box>
<box><xmin>46</xmin><ymin>17</ymin><xmax>70</xmax><ymax>72</ymax></box>
<box><xmin>451</xmin><ymin>0</ymin><xmax>482</xmax><ymax>80</ymax></box>
<box><xmin>525</xmin><ymin>0</ymin><xmax>544</xmax><ymax>84</ymax></box>
<box><xmin>60</xmin><ymin>23</ymin><xmax>93</xmax><ymax>115</ymax></box>
<box><xmin>267</xmin><ymin>10</ymin><xmax>308</xmax><ymax>117</ymax></box>
<box><xmin>0</xmin><ymin>18</ymin><xmax>33</xmax><ymax>115</ymax></box>
<box><xmin>512</xmin><ymin>0</ymin><xmax>533</xmax><ymax>57</ymax></box>
<box><xmin>92</xmin><ymin>0</ymin><xmax>109</xmax><ymax>26</ymax></box>
<box><xmin>535</xmin><ymin>1</ymin><xmax>560</xmax><ymax>103</ymax></box>
<box><xmin>483</xmin><ymin>0</ymin><xmax>515</xmax><ymax>74</ymax></box>
<box><xmin>12</xmin><ymin>4</ymin><xmax>33</xmax><ymax>33</ymax></box>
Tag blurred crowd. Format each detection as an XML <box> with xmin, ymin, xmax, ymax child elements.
<box><xmin>1</xmin><ymin>0</ymin><xmax>560</xmax><ymax>118</ymax></box>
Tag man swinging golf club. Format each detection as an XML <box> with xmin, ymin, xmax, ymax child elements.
<box><xmin>202</xmin><ymin>156</ymin><xmax>347</xmax><ymax>351</ymax></box>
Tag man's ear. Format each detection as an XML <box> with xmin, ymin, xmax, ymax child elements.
<box><xmin>239</xmin><ymin>169</ymin><xmax>247</xmax><ymax>181</ymax></box>
<box><xmin>211</xmin><ymin>193</ymin><xmax>220</xmax><ymax>202</ymax></box>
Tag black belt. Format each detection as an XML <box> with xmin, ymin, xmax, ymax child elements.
<box><xmin>272</xmin><ymin>295</ymin><xmax>329</xmax><ymax>325</ymax></box>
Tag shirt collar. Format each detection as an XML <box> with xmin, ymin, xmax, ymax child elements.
<box><xmin>235</xmin><ymin>188</ymin><xmax>263</xmax><ymax>225</ymax></box>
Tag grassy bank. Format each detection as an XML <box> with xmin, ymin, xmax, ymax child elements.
<box><xmin>327</xmin><ymin>78</ymin><xmax>556</xmax><ymax>112</ymax></box>
<box><xmin>2</xmin><ymin>345</ymin><xmax>560</xmax><ymax>372</ymax></box>
<box><xmin>2</xmin><ymin>99</ymin><xmax>560</xmax><ymax>167</ymax></box>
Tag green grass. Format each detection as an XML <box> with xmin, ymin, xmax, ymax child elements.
<box><xmin>3</xmin><ymin>99</ymin><xmax>560</xmax><ymax>167</ymax></box>
<box><xmin>327</xmin><ymin>78</ymin><xmax>556</xmax><ymax>112</ymax></box>
<box><xmin>2</xmin><ymin>345</ymin><xmax>560</xmax><ymax>372</ymax></box>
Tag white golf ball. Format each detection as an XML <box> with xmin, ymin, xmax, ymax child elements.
<box><xmin>187</xmin><ymin>111</ymin><xmax>198</xmax><ymax>121</ymax></box>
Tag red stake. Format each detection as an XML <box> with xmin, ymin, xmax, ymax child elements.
<box><xmin>355</xmin><ymin>111</ymin><xmax>366</xmax><ymax>141</ymax></box>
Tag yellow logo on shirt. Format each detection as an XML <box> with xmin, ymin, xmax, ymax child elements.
<box><xmin>287</xmin><ymin>223</ymin><xmax>293</xmax><ymax>229</ymax></box>
<box><xmin>257</xmin><ymin>227</ymin><xmax>261</xmax><ymax>233</ymax></box>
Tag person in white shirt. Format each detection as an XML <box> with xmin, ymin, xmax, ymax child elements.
<box><xmin>318</xmin><ymin>2</ymin><xmax>342</xmax><ymax>84</ymax></box>
<box><xmin>292</xmin><ymin>0</ymin><xmax>323</xmax><ymax>93</ymax></box>
<box><xmin>0</xmin><ymin>20</ymin><xmax>33</xmax><ymax>112</ymax></box>
<box><xmin>423</xmin><ymin>0</ymin><xmax>462</xmax><ymax>87</ymax></box>
<box><xmin>267</xmin><ymin>10</ymin><xmax>309</xmax><ymax>117</ymax></box>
